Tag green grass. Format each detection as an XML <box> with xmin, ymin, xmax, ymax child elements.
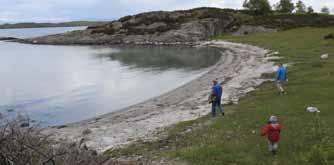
<box><xmin>106</xmin><ymin>27</ymin><xmax>334</xmax><ymax>164</ymax></box>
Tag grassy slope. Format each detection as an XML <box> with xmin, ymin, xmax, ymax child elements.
<box><xmin>106</xmin><ymin>27</ymin><xmax>334</xmax><ymax>164</ymax></box>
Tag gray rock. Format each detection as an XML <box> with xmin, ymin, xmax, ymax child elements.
<box><xmin>184</xmin><ymin>128</ymin><xmax>192</xmax><ymax>133</ymax></box>
<box><xmin>232</xmin><ymin>25</ymin><xmax>277</xmax><ymax>36</ymax></box>
<box><xmin>82</xmin><ymin>128</ymin><xmax>92</xmax><ymax>135</ymax></box>
<box><xmin>79</xmin><ymin>138</ymin><xmax>86</xmax><ymax>146</ymax></box>
<box><xmin>111</xmin><ymin>21</ymin><xmax>123</xmax><ymax>31</ymax></box>
<box><xmin>95</xmin><ymin>117</ymin><xmax>101</xmax><ymax>122</ymax></box>
<box><xmin>191</xmin><ymin>106</ymin><xmax>200</xmax><ymax>110</ymax></box>
<box><xmin>20</xmin><ymin>122</ymin><xmax>30</xmax><ymax>127</ymax></box>
<box><xmin>56</xmin><ymin>125</ymin><xmax>68</xmax><ymax>129</ymax></box>
<box><xmin>90</xmin><ymin>150</ymin><xmax>98</xmax><ymax>156</ymax></box>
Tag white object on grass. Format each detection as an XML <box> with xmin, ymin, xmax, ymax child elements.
<box><xmin>321</xmin><ymin>54</ymin><xmax>329</xmax><ymax>59</ymax></box>
<box><xmin>306</xmin><ymin>107</ymin><xmax>320</xmax><ymax>113</ymax></box>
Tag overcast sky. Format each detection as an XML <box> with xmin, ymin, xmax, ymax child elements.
<box><xmin>0</xmin><ymin>0</ymin><xmax>333</xmax><ymax>23</ymax></box>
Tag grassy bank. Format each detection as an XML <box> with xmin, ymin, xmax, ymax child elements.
<box><xmin>106</xmin><ymin>27</ymin><xmax>334</xmax><ymax>164</ymax></box>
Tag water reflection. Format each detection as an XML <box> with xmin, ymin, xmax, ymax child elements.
<box><xmin>0</xmin><ymin>27</ymin><xmax>223</xmax><ymax>126</ymax></box>
<box><xmin>0</xmin><ymin>41</ymin><xmax>222</xmax><ymax>126</ymax></box>
<box><xmin>96</xmin><ymin>46</ymin><xmax>222</xmax><ymax>70</ymax></box>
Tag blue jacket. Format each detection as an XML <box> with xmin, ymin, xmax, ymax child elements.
<box><xmin>212</xmin><ymin>83</ymin><xmax>222</xmax><ymax>100</ymax></box>
<box><xmin>276</xmin><ymin>66</ymin><xmax>287</xmax><ymax>81</ymax></box>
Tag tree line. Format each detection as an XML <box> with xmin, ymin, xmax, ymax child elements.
<box><xmin>242</xmin><ymin>0</ymin><xmax>332</xmax><ymax>15</ymax></box>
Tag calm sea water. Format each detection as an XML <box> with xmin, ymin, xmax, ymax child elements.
<box><xmin>0</xmin><ymin>27</ymin><xmax>221</xmax><ymax>126</ymax></box>
<box><xmin>0</xmin><ymin>26</ymin><xmax>87</xmax><ymax>39</ymax></box>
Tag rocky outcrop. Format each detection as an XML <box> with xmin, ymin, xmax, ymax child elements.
<box><xmin>232</xmin><ymin>25</ymin><xmax>277</xmax><ymax>36</ymax></box>
<box><xmin>18</xmin><ymin>7</ymin><xmax>334</xmax><ymax>46</ymax></box>
<box><xmin>21</xmin><ymin>8</ymin><xmax>240</xmax><ymax>45</ymax></box>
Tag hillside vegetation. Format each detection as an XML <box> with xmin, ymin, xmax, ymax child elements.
<box><xmin>22</xmin><ymin>8</ymin><xmax>334</xmax><ymax>45</ymax></box>
<box><xmin>90</xmin><ymin>8</ymin><xmax>334</xmax><ymax>36</ymax></box>
<box><xmin>106</xmin><ymin>27</ymin><xmax>334</xmax><ymax>164</ymax></box>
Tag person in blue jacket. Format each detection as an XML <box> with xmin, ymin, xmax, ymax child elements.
<box><xmin>209</xmin><ymin>79</ymin><xmax>224</xmax><ymax>117</ymax></box>
<box><xmin>276</xmin><ymin>63</ymin><xmax>288</xmax><ymax>95</ymax></box>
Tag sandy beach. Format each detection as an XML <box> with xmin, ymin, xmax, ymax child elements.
<box><xmin>43</xmin><ymin>41</ymin><xmax>277</xmax><ymax>152</ymax></box>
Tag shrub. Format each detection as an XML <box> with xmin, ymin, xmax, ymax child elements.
<box><xmin>0</xmin><ymin>117</ymin><xmax>108</xmax><ymax>165</ymax></box>
<box><xmin>324</xmin><ymin>33</ymin><xmax>334</xmax><ymax>40</ymax></box>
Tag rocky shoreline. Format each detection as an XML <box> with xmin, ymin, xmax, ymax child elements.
<box><xmin>14</xmin><ymin>25</ymin><xmax>276</xmax><ymax>46</ymax></box>
<box><xmin>42</xmin><ymin>41</ymin><xmax>277</xmax><ymax>152</ymax></box>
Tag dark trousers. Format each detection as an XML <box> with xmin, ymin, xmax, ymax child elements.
<box><xmin>211</xmin><ymin>99</ymin><xmax>223</xmax><ymax>117</ymax></box>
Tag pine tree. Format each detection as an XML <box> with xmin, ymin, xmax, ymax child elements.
<box><xmin>243</xmin><ymin>0</ymin><xmax>272</xmax><ymax>15</ymax></box>
<box><xmin>243</xmin><ymin>0</ymin><xmax>250</xmax><ymax>9</ymax></box>
<box><xmin>321</xmin><ymin>6</ymin><xmax>330</xmax><ymax>15</ymax></box>
<box><xmin>295</xmin><ymin>0</ymin><xmax>306</xmax><ymax>14</ymax></box>
<box><xmin>307</xmin><ymin>6</ymin><xmax>314</xmax><ymax>14</ymax></box>
<box><xmin>276</xmin><ymin>0</ymin><xmax>294</xmax><ymax>13</ymax></box>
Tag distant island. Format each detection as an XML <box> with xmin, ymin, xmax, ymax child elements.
<box><xmin>0</xmin><ymin>21</ymin><xmax>107</xmax><ymax>29</ymax></box>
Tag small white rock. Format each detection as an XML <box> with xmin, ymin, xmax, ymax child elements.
<box><xmin>306</xmin><ymin>107</ymin><xmax>320</xmax><ymax>113</ymax></box>
<box><xmin>321</xmin><ymin>54</ymin><xmax>329</xmax><ymax>59</ymax></box>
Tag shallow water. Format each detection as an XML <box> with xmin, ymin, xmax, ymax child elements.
<box><xmin>0</xmin><ymin>27</ymin><xmax>222</xmax><ymax>126</ymax></box>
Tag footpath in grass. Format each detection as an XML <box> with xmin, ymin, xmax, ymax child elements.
<box><xmin>107</xmin><ymin>27</ymin><xmax>334</xmax><ymax>165</ymax></box>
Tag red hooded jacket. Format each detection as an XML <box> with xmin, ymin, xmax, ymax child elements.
<box><xmin>261</xmin><ymin>123</ymin><xmax>281</xmax><ymax>142</ymax></box>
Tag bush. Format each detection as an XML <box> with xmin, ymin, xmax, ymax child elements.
<box><xmin>324</xmin><ymin>33</ymin><xmax>334</xmax><ymax>40</ymax></box>
<box><xmin>0</xmin><ymin>117</ymin><xmax>108</xmax><ymax>165</ymax></box>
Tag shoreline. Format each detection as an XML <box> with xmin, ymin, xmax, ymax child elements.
<box><xmin>42</xmin><ymin>41</ymin><xmax>277</xmax><ymax>152</ymax></box>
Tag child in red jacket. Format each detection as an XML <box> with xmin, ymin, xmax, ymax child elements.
<box><xmin>261</xmin><ymin>116</ymin><xmax>282</xmax><ymax>155</ymax></box>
